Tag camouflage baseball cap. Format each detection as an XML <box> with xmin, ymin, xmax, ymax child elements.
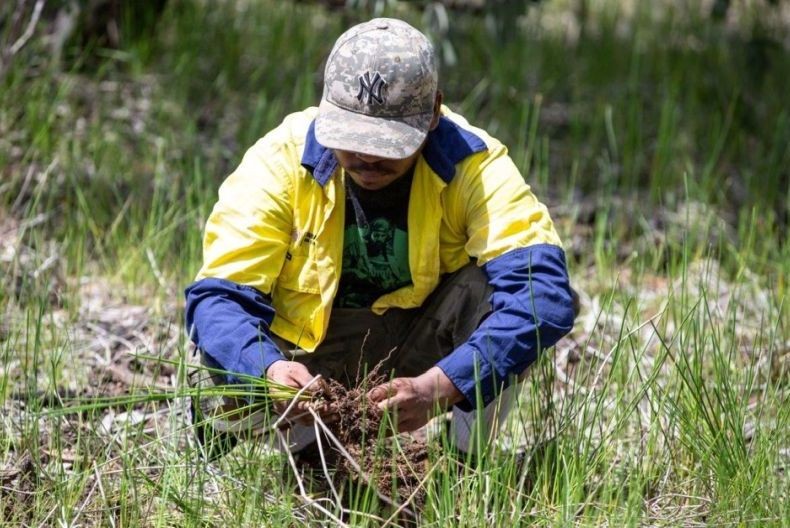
<box><xmin>315</xmin><ymin>18</ymin><xmax>438</xmax><ymax>159</ymax></box>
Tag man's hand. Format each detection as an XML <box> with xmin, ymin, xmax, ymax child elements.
<box><xmin>266</xmin><ymin>360</ymin><xmax>324</xmax><ymax>425</ymax></box>
<box><xmin>367</xmin><ymin>366</ymin><xmax>464</xmax><ymax>432</ymax></box>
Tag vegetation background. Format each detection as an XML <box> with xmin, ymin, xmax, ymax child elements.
<box><xmin>1</xmin><ymin>0</ymin><xmax>787</xmax><ymax>525</ymax></box>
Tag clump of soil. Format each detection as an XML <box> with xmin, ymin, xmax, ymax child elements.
<box><xmin>310</xmin><ymin>376</ymin><xmax>431</xmax><ymax>509</ymax></box>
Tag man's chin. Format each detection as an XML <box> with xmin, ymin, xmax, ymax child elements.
<box><xmin>356</xmin><ymin>180</ymin><xmax>388</xmax><ymax>190</ymax></box>
<box><xmin>350</xmin><ymin>174</ymin><xmax>394</xmax><ymax>190</ymax></box>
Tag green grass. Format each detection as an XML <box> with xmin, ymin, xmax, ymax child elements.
<box><xmin>1</xmin><ymin>0</ymin><xmax>788</xmax><ymax>526</ymax></box>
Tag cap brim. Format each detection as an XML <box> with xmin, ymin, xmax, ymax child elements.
<box><xmin>315</xmin><ymin>98</ymin><xmax>433</xmax><ymax>159</ymax></box>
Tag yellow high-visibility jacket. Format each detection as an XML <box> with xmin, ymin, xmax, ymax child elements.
<box><xmin>185</xmin><ymin>106</ymin><xmax>574</xmax><ymax>409</ymax></box>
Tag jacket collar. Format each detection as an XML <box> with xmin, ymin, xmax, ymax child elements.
<box><xmin>301</xmin><ymin>120</ymin><xmax>339</xmax><ymax>186</ymax></box>
<box><xmin>301</xmin><ymin>116</ymin><xmax>488</xmax><ymax>186</ymax></box>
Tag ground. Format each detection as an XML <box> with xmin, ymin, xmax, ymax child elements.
<box><xmin>1</xmin><ymin>0</ymin><xmax>788</xmax><ymax>525</ymax></box>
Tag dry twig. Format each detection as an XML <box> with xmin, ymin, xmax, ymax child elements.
<box><xmin>276</xmin><ymin>428</ymin><xmax>350</xmax><ymax>527</ymax></box>
<box><xmin>9</xmin><ymin>0</ymin><xmax>45</xmax><ymax>56</ymax></box>
<box><xmin>271</xmin><ymin>374</ymin><xmax>322</xmax><ymax>430</ymax></box>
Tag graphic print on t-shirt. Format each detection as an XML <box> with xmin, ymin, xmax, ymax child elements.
<box><xmin>335</xmin><ymin>171</ymin><xmax>413</xmax><ymax>308</ymax></box>
<box><xmin>337</xmin><ymin>219</ymin><xmax>410</xmax><ymax>308</ymax></box>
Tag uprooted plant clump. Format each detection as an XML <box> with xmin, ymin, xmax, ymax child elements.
<box><xmin>299</xmin><ymin>374</ymin><xmax>433</xmax><ymax>511</ymax></box>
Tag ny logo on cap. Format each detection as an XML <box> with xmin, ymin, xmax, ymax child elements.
<box><xmin>356</xmin><ymin>71</ymin><xmax>387</xmax><ymax>105</ymax></box>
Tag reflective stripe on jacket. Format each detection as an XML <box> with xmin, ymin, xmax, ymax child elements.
<box><xmin>185</xmin><ymin>106</ymin><xmax>575</xmax><ymax>409</ymax></box>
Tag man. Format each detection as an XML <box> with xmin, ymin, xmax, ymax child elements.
<box><xmin>185</xmin><ymin>18</ymin><xmax>576</xmax><ymax>458</ymax></box>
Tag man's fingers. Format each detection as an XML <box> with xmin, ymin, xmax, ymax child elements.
<box><xmin>321</xmin><ymin>412</ymin><xmax>340</xmax><ymax>424</ymax></box>
<box><xmin>368</xmin><ymin>380</ymin><xmax>400</xmax><ymax>402</ymax></box>
<box><xmin>376</xmin><ymin>393</ymin><xmax>404</xmax><ymax>412</ymax></box>
<box><xmin>367</xmin><ymin>384</ymin><xmax>387</xmax><ymax>403</ymax></box>
<box><xmin>290</xmin><ymin>367</ymin><xmax>319</xmax><ymax>389</ymax></box>
<box><xmin>273</xmin><ymin>400</ymin><xmax>289</xmax><ymax>416</ymax></box>
<box><xmin>268</xmin><ymin>361</ymin><xmax>320</xmax><ymax>391</ymax></box>
<box><xmin>293</xmin><ymin>411</ymin><xmax>314</xmax><ymax>425</ymax></box>
<box><xmin>315</xmin><ymin>377</ymin><xmax>330</xmax><ymax>394</ymax></box>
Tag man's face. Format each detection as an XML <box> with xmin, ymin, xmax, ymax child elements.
<box><xmin>332</xmin><ymin>91</ymin><xmax>443</xmax><ymax>191</ymax></box>
<box><xmin>334</xmin><ymin>148</ymin><xmax>421</xmax><ymax>191</ymax></box>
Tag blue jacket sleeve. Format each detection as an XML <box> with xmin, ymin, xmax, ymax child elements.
<box><xmin>184</xmin><ymin>277</ymin><xmax>285</xmax><ymax>383</ymax></box>
<box><xmin>435</xmin><ymin>244</ymin><xmax>575</xmax><ymax>411</ymax></box>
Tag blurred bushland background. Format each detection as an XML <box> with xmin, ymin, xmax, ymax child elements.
<box><xmin>1</xmin><ymin>1</ymin><xmax>788</xmax><ymax>526</ymax></box>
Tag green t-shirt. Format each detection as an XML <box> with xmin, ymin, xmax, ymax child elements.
<box><xmin>334</xmin><ymin>171</ymin><xmax>413</xmax><ymax>308</ymax></box>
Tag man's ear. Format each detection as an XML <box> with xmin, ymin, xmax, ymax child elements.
<box><xmin>428</xmin><ymin>91</ymin><xmax>443</xmax><ymax>131</ymax></box>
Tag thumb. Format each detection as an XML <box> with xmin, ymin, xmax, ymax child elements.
<box><xmin>367</xmin><ymin>383</ymin><xmax>389</xmax><ymax>403</ymax></box>
<box><xmin>376</xmin><ymin>395</ymin><xmax>397</xmax><ymax>412</ymax></box>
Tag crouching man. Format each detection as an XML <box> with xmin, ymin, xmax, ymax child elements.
<box><xmin>184</xmin><ymin>18</ymin><xmax>576</xmax><ymax>459</ymax></box>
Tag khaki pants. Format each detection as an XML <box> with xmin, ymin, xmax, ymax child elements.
<box><xmin>189</xmin><ymin>263</ymin><xmax>523</xmax><ymax>458</ymax></box>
